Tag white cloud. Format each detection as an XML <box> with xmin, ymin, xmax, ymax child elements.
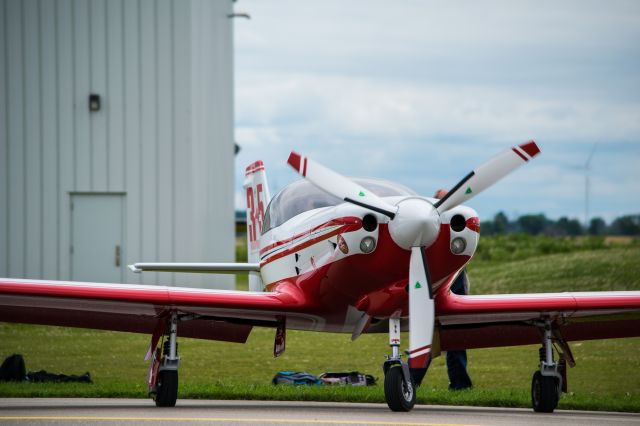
<box><xmin>233</xmin><ymin>0</ymin><xmax>640</xmax><ymax>220</ymax></box>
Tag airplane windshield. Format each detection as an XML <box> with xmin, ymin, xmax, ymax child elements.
<box><xmin>262</xmin><ymin>178</ymin><xmax>416</xmax><ymax>233</ymax></box>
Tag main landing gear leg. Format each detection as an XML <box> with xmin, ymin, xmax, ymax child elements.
<box><xmin>383</xmin><ymin>317</ymin><xmax>416</xmax><ymax>412</ymax></box>
<box><xmin>531</xmin><ymin>319</ymin><xmax>562</xmax><ymax>413</ymax></box>
<box><xmin>154</xmin><ymin>312</ymin><xmax>180</xmax><ymax>407</ymax></box>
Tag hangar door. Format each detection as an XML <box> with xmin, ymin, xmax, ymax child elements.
<box><xmin>71</xmin><ymin>194</ymin><xmax>125</xmax><ymax>283</ymax></box>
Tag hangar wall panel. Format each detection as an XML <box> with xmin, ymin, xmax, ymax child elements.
<box><xmin>1</xmin><ymin>0</ymin><xmax>236</xmax><ymax>289</ymax></box>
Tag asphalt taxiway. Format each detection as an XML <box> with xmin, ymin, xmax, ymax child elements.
<box><xmin>0</xmin><ymin>398</ymin><xmax>638</xmax><ymax>426</ymax></box>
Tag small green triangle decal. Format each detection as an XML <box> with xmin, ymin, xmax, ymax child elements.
<box><xmin>415</xmin><ymin>281</ymin><xmax>422</xmax><ymax>289</ymax></box>
<box><xmin>358</xmin><ymin>191</ymin><xmax>365</xmax><ymax>197</ymax></box>
<box><xmin>465</xmin><ymin>187</ymin><xmax>472</xmax><ymax>194</ymax></box>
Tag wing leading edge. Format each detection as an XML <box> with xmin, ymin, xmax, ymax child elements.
<box><xmin>0</xmin><ymin>278</ymin><xmax>310</xmax><ymax>341</ymax></box>
<box><xmin>436</xmin><ymin>289</ymin><xmax>640</xmax><ymax>351</ymax></box>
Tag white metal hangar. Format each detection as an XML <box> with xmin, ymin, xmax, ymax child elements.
<box><xmin>0</xmin><ymin>0</ymin><xmax>237</xmax><ymax>289</ymax></box>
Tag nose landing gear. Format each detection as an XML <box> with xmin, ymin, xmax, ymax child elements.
<box><xmin>382</xmin><ymin>317</ymin><xmax>416</xmax><ymax>412</ymax></box>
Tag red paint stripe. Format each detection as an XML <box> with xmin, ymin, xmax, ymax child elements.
<box><xmin>260</xmin><ymin>222</ymin><xmax>362</xmax><ymax>266</ymax></box>
<box><xmin>466</xmin><ymin>217</ymin><xmax>480</xmax><ymax>233</ymax></box>
<box><xmin>259</xmin><ymin>217</ymin><xmax>361</xmax><ymax>256</ymax></box>
<box><xmin>287</xmin><ymin>151</ymin><xmax>301</xmax><ymax>172</ymax></box>
<box><xmin>245</xmin><ymin>160</ymin><xmax>264</xmax><ymax>172</ymax></box>
<box><xmin>519</xmin><ymin>140</ymin><xmax>540</xmax><ymax>158</ymax></box>
<box><xmin>512</xmin><ymin>147</ymin><xmax>528</xmax><ymax>162</ymax></box>
<box><xmin>302</xmin><ymin>158</ymin><xmax>308</xmax><ymax>177</ymax></box>
<box><xmin>245</xmin><ymin>160</ymin><xmax>265</xmax><ymax>176</ymax></box>
<box><xmin>245</xmin><ymin>166</ymin><xmax>265</xmax><ymax>176</ymax></box>
<box><xmin>409</xmin><ymin>345</ymin><xmax>431</xmax><ymax>355</ymax></box>
<box><xmin>409</xmin><ymin>353</ymin><xmax>430</xmax><ymax>369</ymax></box>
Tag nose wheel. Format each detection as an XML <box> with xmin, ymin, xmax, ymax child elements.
<box><xmin>383</xmin><ymin>317</ymin><xmax>417</xmax><ymax>412</ymax></box>
<box><xmin>384</xmin><ymin>365</ymin><xmax>416</xmax><ymax>412</ymax></box>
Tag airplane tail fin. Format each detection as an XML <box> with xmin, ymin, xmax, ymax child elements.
<box><xmin>243</xmin><ymin>160</ymin><xmax>271</xmax><ymax>291</ymax></box>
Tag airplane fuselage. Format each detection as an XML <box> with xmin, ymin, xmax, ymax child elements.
<box><xmin>258</xmin><ymin>194</ymin><xmax>480</xmax><ymax>333</ymax></box>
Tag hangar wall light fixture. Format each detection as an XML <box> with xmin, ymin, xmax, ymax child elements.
<box><xmin>89</xmin><ymin>94</ymin><xmax>101</xmax><ymax>112</ymax></box>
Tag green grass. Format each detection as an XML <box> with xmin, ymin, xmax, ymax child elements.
<box><xmin>468</xmin><ymin>245</ymin><xmax>640</xmax><ymax>294</ymax></box>
<box><xmin>1</xmin><ymin>325</ymin><xmax>639</xmax><ymax>411</ymax></box>
<box><xmin>1</xmin><ymin>237</ymin><xmax>639</xmax><ymax>412</ymax></box>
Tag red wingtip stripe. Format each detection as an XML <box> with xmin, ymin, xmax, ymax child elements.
<box><xmin>519</xmin><ymin>140</ymin><xmax>540</xmax><ymax>158</ymax></box>
<box><xmin>287</xmin><ymin>151</ymin><xmax>301</xmax><ymax>173</ymax></box>
<box><xmin>512</xmin><ymin>147</ymin><xmax>528</xmax><ymax>162</ymax></box>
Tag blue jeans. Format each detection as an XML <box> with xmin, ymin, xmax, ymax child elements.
<box><xmin>447</xmin><ymin>271</ymin><xmax>472</xmax><ymax>390</ymax></box>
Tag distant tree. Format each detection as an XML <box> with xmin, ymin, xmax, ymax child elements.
<box><xmin>517</xmin><ymin>214</ymin><xmax>548</xmax><ymax>235</ymax></box>
<box><xmin>493</xmin><ymin>211</ymin><xmax>509</xmax><ymax>234</ymax></box>
<box><xmin>480</xmin><ymin>211</ymin><xmax>509</xmax><ymax>235</ymax></box>
<box><xmin>588</xmin><ymin>217</ymin><xmax>607</xmax><ymax>235</ymax></box>
<box><xmin>480</xmin><ymin>221</ymin><xmax>496</xmax><ymax>235</ymax></box>
<box><xmin>555</xmin><ymin>217</ymin><xmax>583</xmax><ymax>236</ymax></box>
<box><xmin>609</xmin><ymin>215</ymin><xmax>640</xmax><ymax>235</ymax></box>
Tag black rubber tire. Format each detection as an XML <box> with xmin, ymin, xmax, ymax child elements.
<box><xmin>531</xmin><ymin>371</ymin><xmax>559</xmax><ymax>413</ymax></box>
<box><xmin>384</xmin><ymin>365</ymin><xmax>416</xmax><ymax>412</ymax></box>
<box><xmin>154</xmin><ymin>370</ymin><xmax>178</xmax><ymax>407</ymax></box>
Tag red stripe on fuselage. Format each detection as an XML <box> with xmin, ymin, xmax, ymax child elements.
<box><xmin>260</xmin><ymin>217</ymin><xmax>362</xmax><ymax>257</ymax></box>
<box><xmin>260</xmin><ymin>220</ymin><xmax>362</xmax><ymax>266</ymax></box>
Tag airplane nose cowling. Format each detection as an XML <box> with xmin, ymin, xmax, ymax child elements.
<box><xmin>388</xmin><ymin>198</ymin><xmax>441</xmax><ymax>250</ymax></box>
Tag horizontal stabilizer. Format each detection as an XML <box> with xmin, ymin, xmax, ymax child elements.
<box><xmin>128</xmin><ymin>262</ymin><xmax>260</xmax><ymax>274</ymax></box>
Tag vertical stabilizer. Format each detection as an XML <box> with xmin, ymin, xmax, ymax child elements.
<box><xmin>243</xmin><ymin>161</ymin><xmax>271</xmax><ymax>291</ymax></box>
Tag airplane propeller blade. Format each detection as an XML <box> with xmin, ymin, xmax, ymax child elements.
<box><xmin>287</xmin><ymin>151</ymin><xmax>399</xmax><ymax>219</ymax></box>
<box><xmin>434</xmin><ymin>141</ymin><xmax>540</xmax><ymax>214</ymax></box>
<box><xmin>408</xmin><ymin>246</ymin><xmax>434</xmax><ymax>383</ymax></box>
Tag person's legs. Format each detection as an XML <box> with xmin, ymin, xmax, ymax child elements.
<box><xmin>446</xmin><ymin>350</ymin><xmax>472</xmax><ymax>390</ymax></box>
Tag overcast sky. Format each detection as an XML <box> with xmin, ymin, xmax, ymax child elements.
<box><xmin>233</xmin><ymin>0</ymin><xmax>640</xmax><ymax>224</ymax></box>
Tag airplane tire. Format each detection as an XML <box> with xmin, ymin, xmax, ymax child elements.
<box><xmin>384</xmin><ymin>365</ymin><xmax>416</xmax><ymax>412</ymax></box>
<box><xmin>531</xmin><ymin>371</ymin><xmax>559</xmax><ymax>413</ymax></box>
<box><xmin>155</xmin><ymin>370</ymin><xmax>178</xmax><ymax>407</ymax></box>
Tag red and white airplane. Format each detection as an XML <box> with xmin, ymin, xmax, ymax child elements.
<box><xmin>1</xmin><ymin>141</ymin><xmax>639</xmax><ymax>412</ymax></box>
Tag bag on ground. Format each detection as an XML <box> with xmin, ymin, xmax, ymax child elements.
<box><xmin>318</xmin><ymin>371</ymin><xmax>376</xmax><ymax>386</ymax></box>
<box><xmin>0</xmin><ymin>354</ymin><xmax>26</xmax><ymax>382</ymax></box>
<box><xmin>272</xmin><ymin>371</ymin><xmax>322</xmax><ymax>385</ymax></box>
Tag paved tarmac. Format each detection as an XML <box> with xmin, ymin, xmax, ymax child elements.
<box><xmin>0</xmin><ymin>398</ymin><xmax>638</xmax><ymax>426</ymax></box>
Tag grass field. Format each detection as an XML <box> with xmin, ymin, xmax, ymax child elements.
<box><xmin>1</xmin><ymin>236</ymin><xmax>639</xmax><ymax>412</ymax></box>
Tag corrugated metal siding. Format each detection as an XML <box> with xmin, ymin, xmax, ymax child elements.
<box><xmin>1</xmin><ymin>0</ymin><xmax>235</xmax><ymax>288</ymax></box>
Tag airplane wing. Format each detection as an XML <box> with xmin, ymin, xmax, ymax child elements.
<box><xmin>436</xmin><ymin>289</ymin><xmax>640</xmax><ymax>351</ymax></box>
<box><xmin>0</xmin><ymin>278</ymin><xmax>315</xmax><ymax>343</ymax></box>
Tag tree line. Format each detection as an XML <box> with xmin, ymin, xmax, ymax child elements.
<box><xmin>480</xmin><ymin>213</ymin><xmax>640</xmax><ymax>236</ymax></box>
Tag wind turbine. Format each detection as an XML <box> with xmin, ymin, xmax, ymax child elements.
<box><xmin>584</xmin><ymin>142</ymin><xmax>598</xmax><ymax>228</ymax></box>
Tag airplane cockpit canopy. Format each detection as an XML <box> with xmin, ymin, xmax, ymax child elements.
<box><xmin>263</xmin><ymin>178</ymin><xmax>416</xmax><ymax>233</ymax></box>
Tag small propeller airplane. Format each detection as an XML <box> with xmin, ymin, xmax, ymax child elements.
<box><xmin>1</xmin><ymin>140</ymin><xmax>639</xmax><ymax>412</ymax></box>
